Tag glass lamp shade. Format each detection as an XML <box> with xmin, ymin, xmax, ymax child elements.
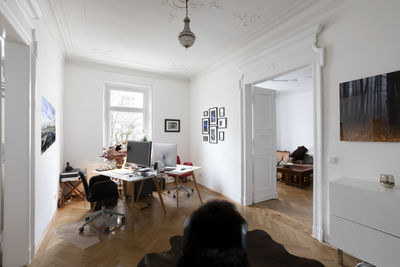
<box><xmin>178</xmin><ymin>17</ymin><xmax>196</xmax><ymax>48</ymax></box>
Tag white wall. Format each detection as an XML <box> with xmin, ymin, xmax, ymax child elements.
<box><xmin>318</xmin><ymin>0</ymin><xmax>400</xmax><ymax>240</ymax></box>
<box><xmin>189</xmin><ymin>64</ymin><xmax>242</xmax><ymax>203</ymax></box>
<box><xmin>276</xmin><ymin>89</ymin><xmax>313</xmax><ymax>153</ymax></box>
<box><xmin>33</xmin><ymin>15</ymin><xmax>65</xmax><ymax>249</ymax></box>
<box><xmin>189</xmin><ymin>0</ymin><xmax>400</xmax><ymax>243</ymax></box>
<box><xmin>63</xmin><ymin>62</ymin><xmax>189</xmax><ymax>173</ymax></box>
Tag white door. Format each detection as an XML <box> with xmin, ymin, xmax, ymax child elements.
<box><xmin>252</xmin><ymin>86</ymin><xmax>277</xmax><ymax>203</ymax></box>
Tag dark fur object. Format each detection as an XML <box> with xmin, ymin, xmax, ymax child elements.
<box><xmin>290</xmin><ymin>146</ymin><xmax>308</xmax><ymax>161</ymax></box>
<box><xmin>178</xmin><ymin>200</ymin><xmax>248</xmax><ymax>267</ymax></box>
<box><xmin>137</xmin><ymin>230</ymin><xmax>324</xmax><ymax>267</ymax></box>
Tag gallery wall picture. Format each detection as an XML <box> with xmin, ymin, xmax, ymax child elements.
<box><xmin>219</xmin><ymin>131</ymin><xmax>225</xmax><ymax>141</ymax></box>
<box><xmin>41</xmin><ymin>96</ymin><xmax>56</xmax><ymax>154</ymax></box>
<box><xmin>202</xmin><ymin>106</ymin><xmax>227</xmax><ymax>144</ymax></box>
<box><xmin>202</xmin><ymin>118</ymin><xmax>209</xmax><ymax>134</ymax></box>
<box><xmin>209</xmin><ymin>107</ymin><xmax>218</xmax><ymax>125</ymax></box>
<box><xmin>209</xmin><ymin>126</ymin><xmax>218</xmax><ymax>144</ymax></box>
<box><xmin>165</xmin><ymin>119</ymin><xmax>180</xmax><ymax>132</ymax></box>
<box><xmin>218</xmin><ymin>118</ymin><xmax>227</xmax><ymax>128</ymax></box>
<box><xmin>340</xmin><ymin>70</ymin><xmax>400</xmax><ymax>142</ymax></box>
<box><xmin>219</xmin><ymin>107</ymin><xmax>225</xmax><ymax>117</ymax></box>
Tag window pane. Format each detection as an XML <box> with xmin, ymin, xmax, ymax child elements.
<box><xmin>110</xmin><ymin>89</ymin><xmax>144</xmax><ymax>108</ymax></box>
<box><xmin>110</xmin><ymin>111</ymin><xmax>144</xmax><ymax>144</ymax></box>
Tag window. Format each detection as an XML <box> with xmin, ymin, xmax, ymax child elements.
<box><xmin>104</xmin><ymin>83</ymin><xmax>151</xmax><ymax>146</ymax></box>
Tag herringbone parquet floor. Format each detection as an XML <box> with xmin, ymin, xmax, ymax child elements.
<box><xmin>29</xmin><ymin>182</ymin><xmax>358</xmax><ymax>267</ymax></box>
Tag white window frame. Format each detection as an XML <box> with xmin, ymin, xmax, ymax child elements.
<box><xmin>104</xmin><ymin>81</ymin><xmax>152</xmax><ymax>147</ymax></box>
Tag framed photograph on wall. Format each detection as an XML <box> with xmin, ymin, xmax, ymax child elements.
<box><xmin>203</xmin><ymin>111</ymin><xmax>208</xmax><ymax>117</ymax></box>
<box><xmin>165</xmin><ymin>119</ymin><xmax>180</xmax><ymax>132</ymax></box>
<box><xmin>219</xmin><ymin>107</ymin><xmax>225</xmax><ymax>117</ymax></box>
<box><xmin>209</xmin><ymin>126</ymin><xmax>218</xmax><ymax>144</ymax></box>
<box><xmin>218</xmin><ymin>118</ymin><xmax>227</xmax><ymax>128</ymax></box>
<box><xmin>203</xmin><ymin>135</ymin><xmax>209</xmax><ymax>142</ymax></box>
<box><xmin>202</xmin><ymin>118</ymin><xmax>209</xmax><ymax>134</ymax></box>
<box><xmin>219</xmin><ymin>131</ymin><xmax>225</xmax><ymax>141</ymax></box>
<box><xmin>209</xmin><ymin>107</ymin><xmax>218</xmax><ymax>125</ymax></box>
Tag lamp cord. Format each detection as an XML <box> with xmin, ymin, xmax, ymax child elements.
<box><xmin>186</xmin><ymin>0</ymin><xmax>188</xmax><ymax>18</ymax></box>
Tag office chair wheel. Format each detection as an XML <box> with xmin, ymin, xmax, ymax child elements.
<box><xmin>85</xmin><ymin>216</ymin><xmax>90</xmax><ymax>222</ymax></box>
<box><xmin>167</xmin><ymin>190</ymin><xmax>170</xmax><ymax>194</ymax></box>
<box><xmin>104</xmin><ymin>227</ymin><xmax>110</xmax><ymax>233</ymax></box>
<box><xmin>191</xmin><ymin>189</ymin><xmax>194</xmax><ymax>192</ymax></box>
<box><xmin>173</xmin><ymin>195</ymin><xmax>176</xmax><ymax>198</ymax></box>
<box><xmin>187</xmin><ymin>194</ymin><xmax>190</xmax><ymax>197</ymax></box>
<box><xmin>79</xmin><ymin>227</ymin><xmax>84</xmax><ymax>233</ymax></box>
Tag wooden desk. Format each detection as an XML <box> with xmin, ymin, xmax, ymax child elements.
<box><xmin>277</xmin><ymin>165</ymin><xmax>313</xmax><ymax>188</ymax></box>
<box><xmin>165</xmin><ymin>165</ymin><xmax>203</xmax><ymax>209</ymax></box>
<box><xmin>92</xmin><ymin>169</ymin><xmax>166</xmax><ymax>224</ymax></box>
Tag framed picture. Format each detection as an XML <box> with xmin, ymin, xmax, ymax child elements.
<box><xmin>202</xmin><ymin>118</ymin><xmax>209</xmax><ymax>134</ymax></box>
<box><xmin>219</xmin><ymin>131</ymin><xmax>225</xmax><ymax>141</ymax></box>
<box><xmin>165</xmin><ymin>119</ymin><xmax>180</xmax><ymax>132</ymax></box>
<box><xmin>209</xmin><ymin>107</ymin><xmax>218</xmax><ymax>125</ymax></box>
<box><xmin>203</xmin><ymin>135</ymin><xmax>209</xmax><ymax>142</ymax></box>
<box><xmin>218</xmin><ymin>118</ymin><xmax>227</xmax><ymax>128</ymax></box>
<box><xmin>41</xmin><ymin>96</ymin><xmax>56</xmax><ymax>154</ymax></box>
<box><xmin>340</xmin><ymin>70</ymin><xmax>400</xmax><ymax>142</ymax></box>
<box><xmin>219</xmin><ymin>107</ymin><xmax>225</xmax><ymax>117</ymax></box>
<box><xmin>209</xmin><ymin>126</ymin><xmax>218</xmax><ymax>144</ymax></box>
<box><xmin>203</xmin><ymin>111</ymin><xmax>208</xmax><ymax>117</ymax></box>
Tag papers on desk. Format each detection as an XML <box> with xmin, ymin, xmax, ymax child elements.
<box><xmin>109</xmin><ymin>169</ymin><xmax>134</xmax><ymax>175</ymax></box>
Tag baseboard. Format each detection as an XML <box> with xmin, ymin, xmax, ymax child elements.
<box><xmin>34</xmin><ymin>209</ymin><xmax>58</xmax><ymax>256</ymax></box>
<box><xmin>312</xmin><ymin>225</ymin><xmax>323</xmax><ymax>242</ymax></box>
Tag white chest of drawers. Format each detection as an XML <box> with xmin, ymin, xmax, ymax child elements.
<box><xmin>330</xmin><ymin>177</ymin><xmax>400</xmax><ymax>267</ymax></box>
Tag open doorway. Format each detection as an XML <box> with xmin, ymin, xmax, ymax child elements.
<box><xmin>254</xmin><ymin>66</ymin><xmax>314</xmax><ymax>234</ymax></box>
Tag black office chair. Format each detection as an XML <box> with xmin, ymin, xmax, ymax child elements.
<box><xmin>78</xmin><ymin>171</ymin><xmax>125</xmax><ymax>233</ymax></box>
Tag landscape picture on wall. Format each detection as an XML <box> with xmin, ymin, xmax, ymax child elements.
<box><xmin>340</xmin><ymin>70</ymin><xmax>400</xmax><ymax>142</ymax></box>
<box><xmin>41</xmin><ymin>96</ymin><xmax>56</xmax><ymax>154</ymax></box>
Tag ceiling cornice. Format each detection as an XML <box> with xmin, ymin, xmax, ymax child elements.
<box><xmin>0</xmin><ymin>0</ymin><xmax>42</xmax><ymax>45</ymax></box>
<box><xmin>191</xmin><ymin>0</ymin><xmax>347</xmax><ymax>81</ymax></box>
<box><xmin>66</xmin><ymin>57</ymin><xmax>190</xmax><ymax>82</ymax></box>
<box><xmin>49</xmin><ymin>0</ymin><xmax>74</xmax><ymax>56</ymax></box>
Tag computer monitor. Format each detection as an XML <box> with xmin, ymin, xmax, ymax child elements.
<box><xmin>152</xmin><ymin>143</ymin><xmax>177</xmax><ymax>167</ymax></box>
<box><xmin>126</xmin><ymin>141</ymin><xmax>152</xmax><ymax>167</ymax></box>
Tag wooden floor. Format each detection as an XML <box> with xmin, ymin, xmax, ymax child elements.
<box><xmin>254</xmin><ymin>181</ymin><xmax>313</xmax><ymax>235</ymax></box>
<box><xmin>29</xmin><ymin>182</ymin><xmax>358</xmax><ymax>267</ymax></box>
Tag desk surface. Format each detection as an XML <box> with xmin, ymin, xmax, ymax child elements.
<box><xmin>92</xmin><ymin>169</ymin><xmax>157</xmax><ymax>182</ymax></box>
<box><xmin>164</xmin><ymin>164</ymin><xmax>201</xmax><ymax>175</ymax></box>
<box><xmin>93</xmin><ymin>164</ymin><xmax>201</xmax><ymax>180</ymax></box>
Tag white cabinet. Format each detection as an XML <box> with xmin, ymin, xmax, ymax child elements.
<box><xmin>330</xmin><ymin>178</ymin><xmax>400</xmax><ymax>267</ymax></box>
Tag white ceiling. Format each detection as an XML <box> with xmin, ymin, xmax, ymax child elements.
<box><xmin>51</xmin><ymin>0</ymin><xmax>322</xmax><ymax>78</ymax></box>
<box><xmin>256</xmin><ymin>66</ymin><xmax>312</xmax><ymax>92</ymax></box>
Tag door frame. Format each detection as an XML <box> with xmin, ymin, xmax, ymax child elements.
<box><xmin>239</xmin><ymin>25</ymin><xmax>325</xmax><ymax>242</ymax></box>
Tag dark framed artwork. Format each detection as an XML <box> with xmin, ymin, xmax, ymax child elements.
<box><xmin>209</xmin><ymin>126</ymin><xmax>218</xmax><ymax>144</ymax></box>
<box><xmin>219</xmin><ymin>107</ymin><xmax>225</xmax><ymax>117</ymax></box>
<box><xmin>219</xmin><ymin>131</ymin><xmax>225</xmax><ymax>141</ymax></box>
<box><xmin>218</xmin><ymin>118</ymin><xmax>227</xmax><ymax>128</ymax></box>
<box><xmin>202</xmin><ymin>118</ymin><xmax>209</xmax><ymax>134</ymax></box>
<box><xmin>203</xmin><ymin>111</ymin><xmax>208</xmax><ymax>117</ymax></box>
<box><xmin>209</xmin><ymin>107</ymin><xmax>218</xmax><ymax>125</ymax></box>
<box><xmin>165</xmin><ymin>119</ymin><xmax>180</xmax><ymax>132</ymax></box>
<box><xmin>203</xmin><ymin>135</ymin><xmax>209</xmax><ymax>142</ymax></box>
<box><xmin>340</xmin><ymin>70</ymin><xmax>400</xmax><ymax>142</ymax></box>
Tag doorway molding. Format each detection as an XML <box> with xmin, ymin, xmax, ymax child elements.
<box><xmin>0</xmin><ymin>0</ymin><xmax>41</xmax><ymax>265</ymax></box>
<box><xmin>239</xmin><ymin>25</ymin><xmax>325</xmax><ymax>242</ymax></box>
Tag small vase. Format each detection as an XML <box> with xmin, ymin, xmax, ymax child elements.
<box><xmin>114</xmin><ymin>158</ymin><xmax>124</xmax><ymax>169</ymax></box>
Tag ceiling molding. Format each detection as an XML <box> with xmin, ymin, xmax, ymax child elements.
<box><xmin>49</xmin><ymin>0</ymin><xmax>74</xmax><ymax>56</ymax></box>
<box><xmin>66</xmin><ymin>56</ymin><xmax>190</xmax><ymax>82</ymax></box>
<box><xmin>0</xmin><ymin>0</ymin><xmax>42</xmax><ymax>44</ymax></box>
<box><xmin>191</xmin><ymin>0</ymin><xmax>346</xmax><ymax>81</ymax></box>
<box><xmin>26</xmin><ymin>0</ymin><xmax>42</xmax><ymax>19</ymax></box>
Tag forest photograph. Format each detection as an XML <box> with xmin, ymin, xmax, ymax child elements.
<box><xmin>340</xmin><ymin>70</ymin><xmax>400</xmax><ymax>142</ymax></box>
